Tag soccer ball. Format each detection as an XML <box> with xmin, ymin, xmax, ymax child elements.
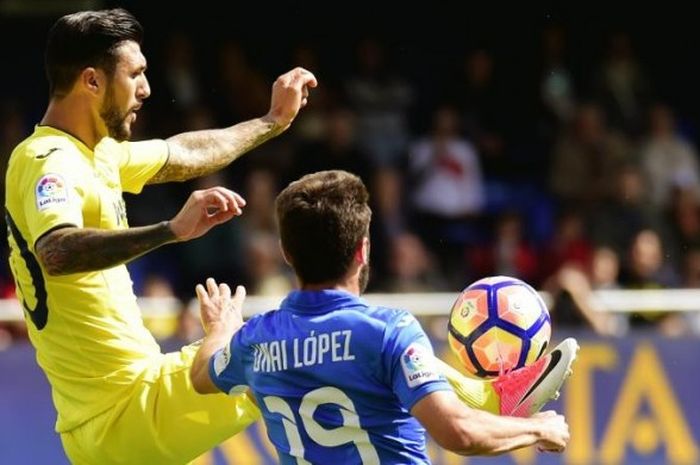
<box><xmin>447</xmin><ymin>276</ymin><xmax>551</xmax><ymax>378</ymax></box>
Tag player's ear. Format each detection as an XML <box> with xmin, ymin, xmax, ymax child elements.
<box><xmin>354</xmin><ymin>237</ymin><xmax>370</xmax><ymax>265</ymax></box>
<box><xmin>79</xmin><ymin>67</ymin><xmax>104</xmax><ymax>96</ymax></box>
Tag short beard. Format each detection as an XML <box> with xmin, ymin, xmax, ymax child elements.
<box><xmin>359</xmin><ymin>264</ymin><xmax>370</xmax><ymax>294</ymax></box>
<box><xmin>100</xmin><ymin>85</ymin><xmax>131</xmax><ymax>141</ymax></box>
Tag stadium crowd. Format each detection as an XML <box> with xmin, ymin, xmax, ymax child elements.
<box><xmin>2</xmin><ymin>8</ymin><xmax>700</xmax><ymax>342</ymax></box>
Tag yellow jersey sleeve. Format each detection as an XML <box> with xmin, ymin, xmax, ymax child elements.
<box><xmin>118</xmin><ymin>139</ymin><xmax>169</xmax><ymax>194</ymax></box>
<box><xmin>23</xmin><ymin>151</ymin><xmax>86</xmax><ymax>248</ymax></box>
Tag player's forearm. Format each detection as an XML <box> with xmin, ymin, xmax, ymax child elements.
<box><xmin>150</xmin><ymin>117</ymin><xmax>284</xmax><ymax>184</ymax></box>
<box><xmin>35</xmin><ymin>223</ymin><xmax>176</xmax><ymax>275</ymax></box>
<box><xmin>414</xmin><ymin>393</ymin><xmax>543</xmax><ymax>456</ymax></box>
<box><xmin>446</xmin><ymin>409</ymin><xmax>542</xmax><ymax>456</ymax></box>
<box><xmin>191</xmin><ymin>329</ymin><xmax>231</xmax><ymax>394</ymax></box>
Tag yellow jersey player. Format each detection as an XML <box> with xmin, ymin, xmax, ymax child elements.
<box><xmin>6</xmin><ymin>8</ymin><xmax>315</xmax><ymax>465</ymax></box>
<box><xmin>5</xmin><ymin>7</ymin><xmax>577</xmax><ymax>465</ymax></box>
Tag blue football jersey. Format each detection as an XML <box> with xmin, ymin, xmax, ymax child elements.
<box><xmin>209</xmin><ymin>289</ymin><xmax>451</xmax><ymax>464</ymax></box>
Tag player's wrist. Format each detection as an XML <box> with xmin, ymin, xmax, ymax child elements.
<box><xmin>205</xmin><ymin>320</ymin><xmax>238</xmax><ymax>338</ymax></box>
<box><xmin>163</xmin><ymin>220</ymin><xmax>184</xmax><ymax>242</ymax></box>
<box><xmin>261</xmin><ymin>112</ymin><xmax>289</xmax><ymax>135</ymax></box>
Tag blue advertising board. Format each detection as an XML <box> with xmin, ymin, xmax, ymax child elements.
<box><xmin>1</xmin><ymin>332</ymin><xmax>698</xmax><ymax>465</ymax></box>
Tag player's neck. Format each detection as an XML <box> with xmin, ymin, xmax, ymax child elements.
<box><xmin>41</xmin><ymin>96</ymin><xmax>105</xmax><ymax>150</ymax></box>
<box><xmin>300</xmin><ymin>277</ymin><xmax>361</xmax><ymax>296</ymax></box>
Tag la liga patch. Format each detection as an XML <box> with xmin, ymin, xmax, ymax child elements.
<box><xmin>401</xmin><ymin>342</ymin><xmax>439</xmax><ymax>388</ymax></box>
<box><xmin>35</xmin><ymin>174</ymin><xmax>69</xmax><ymax>211</ymax></box>
<box><xmin>213</xmin><ymin>344</ymin><xmax>232</xmax><ymax>377</ymax></box>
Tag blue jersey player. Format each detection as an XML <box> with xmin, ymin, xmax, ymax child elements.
<box><xmin>191</xmin><ymin>170</ymin><xmax>573</xmax><ymax>463</ymax></box>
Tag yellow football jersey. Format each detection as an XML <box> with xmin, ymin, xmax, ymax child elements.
<box><xmin>5</xmin><ymin>125</ymin><xmax>169</xmax><ymax>432</ymax></box>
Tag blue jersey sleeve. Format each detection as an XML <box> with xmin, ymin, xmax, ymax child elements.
<box><xmin>208</xmin><ymin>331</ymin><xmax>249</xmax><ymax>395</ymax></box>
<box><xmin>383</xmin><ymin>311</ymin><xmax>452</xmax><ymax>411</ymax></box>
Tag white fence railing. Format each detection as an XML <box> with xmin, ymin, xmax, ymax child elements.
<box><xmin>2</xmin><ymin>289</ymin><xmax>700</xmax><ymax>322</ymax></box>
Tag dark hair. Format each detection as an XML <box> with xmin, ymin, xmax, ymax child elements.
<box><xmin>276</xmin><ymin>170</ymin><xmax>372</xmax><ymax>285</ymax></box>
<box><xmin>45</xmin><ymin>8</ymin><xmax>143</xmax><ymax>97</ymax></box>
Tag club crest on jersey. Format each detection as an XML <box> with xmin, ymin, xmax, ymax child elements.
<box><xmin>401</xmin><ymin>343</ymin><xmax>439</xmax><ymax>387</ymax></box>
<box><xmin>35</xmin><ymin>174</ymin><xmax>69</xmax><ymax>211</ymax></box>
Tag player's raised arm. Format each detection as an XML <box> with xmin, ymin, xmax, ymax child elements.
<box><xmin>148</xmin><ymin>67</ymin><xmax>318</xmax><ymax>184</ymax></box>
<box><xmin>411</xmin><ymin>390</ymin><xmax>569</xmax><ymax>456</ymax></box>
<box><xmin>36</xmin><ymin>187</ymin><xmax>244</xmax><ymax>275</ymax></box>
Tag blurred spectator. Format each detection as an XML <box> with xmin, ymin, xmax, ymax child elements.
<box><xmin>240</xmin><ymin>168</ymin><xmax>279</xmax><ymax>235</ymax></box>
<box><xmin>160</xmin><ymin>305</ymin><xmax>205</xmax><ymax>353</ymax></box>
<box><xmin>539</xmin><ymin>24</ymin><xmax>576</xmax><ymax>130</ymax></box>
<box><xmin>469</xmin><ymin>211</ymin><xmax>539</xmax><ymax>285</ymax></box>
<box><xmin>640</xmin><ymin>103</ymin><xmax>700</xmax><ymax>209</ymax></box>
<box><xmin>664</xmin><ymin>186</ymin><xmax>700</xmax><ymax>271</ymax></box>
<box><xmin>162</xmin><ymin>33</ymin><xmax>202</xmax><ymax>110</ymax></box>
<box><xmin>368</xmin><ymin>168</ymin><xmax>408</xmax><ymax>283</ymax></box>
<box><xmin>546</xmin><ymin>246</ymin><xmax>625</xmax><ymax>336</ymax></box>
<box><xmin>142</xmin><ymin>274</ymin><xmax>178</xmax><ymax>298</ymax></box>
<box><xmin>683</xmin><ymin>248</ymin><xmax>700</xmax><ymax>288</ymax></box>
<box><xmin>621</xmin><ymin>229</ymin><xmax>686</xmax><ymax>335</ymax></box>
<box><xmin>244</xmin><ymin>232</ymin><xmax>294</xmax><ymax>296</ymax></box>
<box><xmin>682</xmin><ymin>249</ymin><xmax>700</xmax><ymax>334</ymax></box>
<box><xmin>286</xmin><ymin>44</ymin><xmax>335</xmax><ymax>143</ymax></box>
<box><xmin>408</xmin><ymin>104</ymin><xmax>486</xmax><ymax>284</ymax></box>
<box><xmin>444</xmin><ymin>48</ymin><xmax>510</xmax><ymax>176</ymax></box>
<box><xmin>289</xmin><ymin>106</ymin><xmax>373</xmax><ymax>186</ymax></box>
<box><xmin>622</xmin><ymin>229</ymin><xmax>680</xmax><ymax>290</ymax></box>
<box><xmin>344</xmin><ymin>37</ymin><xmax>413</xmax><ymax>167</ymax></box>
<box><xmin>139</xmin><ymin>274</ymin><xmax>186</xmax><ymax>346</ymax></box>
<box><xmin>550</xmin><ymin>103</ymin><xmax>631</xmax><ymax>209</ymax></box>
<box><xmin>215</xmin><ymin>40</ymin><xmax>270</xmax><ymax>122</ymax></box>
<box><xmin>409</xmin><ymin>105</ymin><xmax>486</xmax><ymax>218</ymax></box>
<box><xmin>595</xmin><ymin>31</ymin><xmax>652</xmax><ymax>136</ymax></box>
<box><xmin>590</xmin><ymin>246</ymin><xmax>623</xmax><ymax>290</ymax></box>
<box><xmin>590</xmin><ymin>164</ymin><xmax>664</xmax><ymax>257</ymax></box>
<box><xmin>540</xmin><ymin>210</ymin><xmax>593</xmax><ymax>282</ymax></box>
<box><xmin>237</xmin><ymin>169</ymin><xmax>293</xmax><ymax>295</ymax></box>
<box><xmin>376</xmin><ymin>233</ymin><xmax>447</xmax><ymax>293</ymax></box>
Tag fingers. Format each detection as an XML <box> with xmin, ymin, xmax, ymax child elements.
<box><xmin>206</xmin><ymin>277</ymin><xmax>219</xmax><ymax>297</ymax></box>
<box><xmin>202</xmin><ymin>278</ymin><xmax>237</xmax><ymax>303</ymax></box>
<box><xmin>207</xmin><ymin>190</ymin><xmax>230</xmax><ymax>213</ymax></box>
<box><xmin>294</xmin><ymin>69</ymin><xmax>316</xmax><ymax>109</ymax></box>
<box><xmin>219</xmin><ymin>282</ymin><xmax>231</xmax><ymax>300</ymax></box>
<box><xmin>232</xmin><ymin>285</ymin><xmax>247</xmax><ymax>309</ymax></box>
<box><xmin>281</xmin><ymin>67</ymin><xmax>317</xmax><ymax>87</ymax></box>
<box><xmin>296</xmin><ymin>67</ymin><xmax>318</xmax><ymax>88</ymax></box>
<box><xmin>195</xmin><ymin>187</ymin><xmax>246</xmax><ymax>216</ymax></box>
<box><xmin>195</xmin><ymin>284</ymin><xmax>208</xmax><ymax>302</ymax></box>
<box><xmin>231</xmin><ymin>191</ymin><xmax>247</xmax><ymax>208</ymax></box>
<box><xmin>301</xmin><ymin>85</ymin><xmax>309</xmax><ymax>108</ymax></box>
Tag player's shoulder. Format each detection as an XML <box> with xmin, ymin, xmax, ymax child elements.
<box><xmin>11</xmin><ymin>129</ymin><xmax>83</xmax><ymax>167</ymax></box>
<box><xmin>234</xmin><ymin>309</ymin><xmax>281</xmax><ymax>343</ymax></box>
<box><xmin>95</xmin><ymin>136</ymin><xmax>127</xmax><ymax>157</ymax></box>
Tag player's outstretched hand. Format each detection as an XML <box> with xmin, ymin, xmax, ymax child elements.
<box><xmin>532</xmin><ymin>410</ymin><xmax>570</xmax><ymax>453</ymax></box>
<box><xmin>196</xmin><ymin>278</ymin><xmax>246</xmax><ymax>336</ymax></box>
<box><xmin>169</xmin><ymin>187</ymin><xmax>246</xmax><ymax>241</ymax></box>
<box><xmin>265</xmin><ymin>67</ymin><xmax>318</xmax><ymax>131</ymax></box>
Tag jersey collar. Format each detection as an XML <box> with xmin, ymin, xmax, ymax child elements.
<box><xmin>280</xmin><ymin>289</ymin><xmax>367</xmax><ymax>314</ymax></box>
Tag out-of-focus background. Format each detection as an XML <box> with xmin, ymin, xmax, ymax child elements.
<box><xmin>1</xmin><ymin>1</ymin><xmax>700</xmax><ymax>464</ymax></box>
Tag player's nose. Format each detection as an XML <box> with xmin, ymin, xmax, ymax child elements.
<box><xmin>138</xmin><ymin>74</ymin><xmax>151</xmax><ymax>100</ymax></box>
